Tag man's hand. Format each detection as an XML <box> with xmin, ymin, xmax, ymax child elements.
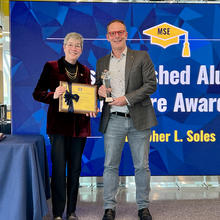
<box><xmin>109</xmin><ymin>96</ymin><xmax>127</xmax><ymax>106</ymax></box>
<box><xmin>53</xmin><ymin>86</ymin><xmax>66</xmax><ymax>99</ymax></box>
<box><xmin>98</xmin><ymin>85</ymin><xmax>112</xmax><ymax>98</ymax></box>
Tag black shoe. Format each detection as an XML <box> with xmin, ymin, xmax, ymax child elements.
<box><xmin>67</xmin><ymin>212</ymin><xmax>78</xmax><ymax>220</ymax></box>
<box><xmin>138</xmin><ymin>208</ymin><xmax>152</xmax><ymax>220</ymax></box>
<box><xmin>102</xmin><ymin>209</ymin><xmax>115</xmax><ymax>220</ymax></box>
<box><xmin>53</xmin><ymin>217</ymin><xmax>63</xmax><ymax>220</ymax></box>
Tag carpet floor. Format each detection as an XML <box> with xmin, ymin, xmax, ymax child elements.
<box><xmin>44</xmin><ymin>188</ymin><xmax>220</xmax><ymax>220</ymax></box>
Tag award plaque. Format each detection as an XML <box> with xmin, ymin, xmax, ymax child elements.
<box><xmin>59</xmin><ymin>81</ymin><xmax>97</xmax><ymax>114</ymax></box>
<box><xmin>101</xmin><ymin>69</ymin><xmax>113</xmax><ymax>102</ymax></box>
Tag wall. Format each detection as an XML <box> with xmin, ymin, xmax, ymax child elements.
<box><xmin>10</xmin><ymin>2</ymin><xmax>220</xmax><ymax>176</ymax></box>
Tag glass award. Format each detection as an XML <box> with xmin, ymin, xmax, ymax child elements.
<box><xmin>102</xmin><ymin>70</ymin><xmax>113</xmax><ymax>102</ymax></box>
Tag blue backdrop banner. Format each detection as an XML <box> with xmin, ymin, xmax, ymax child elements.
<box><xmin>10</xmin><ymin>2</ymin><xmax>220</xmax><ymax>176</ymax></box>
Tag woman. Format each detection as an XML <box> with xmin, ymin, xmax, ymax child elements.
<box><xmin>33</xmin><ymin>32</ymin><xmax>96</xmax><ymax>220</ymax></box>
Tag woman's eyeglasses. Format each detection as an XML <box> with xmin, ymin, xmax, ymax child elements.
<box><xmin>66</xmin><ymin>43</ymin><xmax>81</xmax><ymax>49</ymax></box>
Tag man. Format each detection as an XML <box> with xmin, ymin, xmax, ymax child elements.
<box><xmin>96</xmin><ymin>20</ymin><xmax>158</xmax><ymax>220</ymax></box>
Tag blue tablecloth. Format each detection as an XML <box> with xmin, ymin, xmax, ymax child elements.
<box><xmin>0</xmin><ymin>135</ymin><xmax>50</xmax><ymax>220</ymax></box>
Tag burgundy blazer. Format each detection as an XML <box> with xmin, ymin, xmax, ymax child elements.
<box><xmin>33</xmin><ymin>57</ymin><xmax>91</xmax><ymax>137</ymax></box>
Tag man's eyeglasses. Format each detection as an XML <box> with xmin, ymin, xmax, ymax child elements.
<box><xmin>108</xmin><ymin>30</ymin><xmax>126</xmax><ymax>37</ymax></box>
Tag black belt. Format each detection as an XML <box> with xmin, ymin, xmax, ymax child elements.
<box><xmin>111</xmin><ymin>112</ymin><xmax>130</xmax><ymax>117</ymax></box>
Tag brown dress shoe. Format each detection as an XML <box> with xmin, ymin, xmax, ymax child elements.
<box><xmin>102</xmin><ymin>209</ymin><xmax>115</xmax><ymax>220</ymax></box>
<box><xmin>138</xmin><ymin>208</ymin><xmax>152</xmax><ymax>220</ymax></box>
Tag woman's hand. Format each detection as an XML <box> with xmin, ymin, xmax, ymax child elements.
<box><xmin>53</xmin><ymin>86</ymin><xmax>66</xmax><ymax>99</ymax></box>
<box><xmin>86</xmin><ymin>108</ymin><xmax>100</xmax><ymax>118</ymax></box>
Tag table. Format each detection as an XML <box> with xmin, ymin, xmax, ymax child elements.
<box><xmin>0</xmin><ymin>135</ymin><xmax>50</xmax><ymax>220</ymax></box>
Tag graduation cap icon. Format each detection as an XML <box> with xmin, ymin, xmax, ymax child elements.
<box><xmin>143</xmin><ymin>22</ymin><xmax>190</xmax><ymax>57</ymax></box>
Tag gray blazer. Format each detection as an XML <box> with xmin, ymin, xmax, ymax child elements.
<box><xmin>96</xmin><ymin>47</ymin><xmax>158</xmax><ymax>133</ymax></box>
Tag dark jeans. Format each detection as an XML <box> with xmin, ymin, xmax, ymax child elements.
<box><xmin>49</xmin><ymin>134</ymin><xmax>86</xmax><ymax>217</ymax></box>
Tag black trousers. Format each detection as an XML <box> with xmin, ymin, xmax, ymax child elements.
<box><xmin>49</xmin><ymin>134</ymin><xmax>86</xmax><ymax>217</ymax></box>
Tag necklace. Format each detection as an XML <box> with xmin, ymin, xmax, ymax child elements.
<box><xmin>65</xmin><ymin>65</ymin><xmax>78</xmax><ymax>80</ymax></box>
